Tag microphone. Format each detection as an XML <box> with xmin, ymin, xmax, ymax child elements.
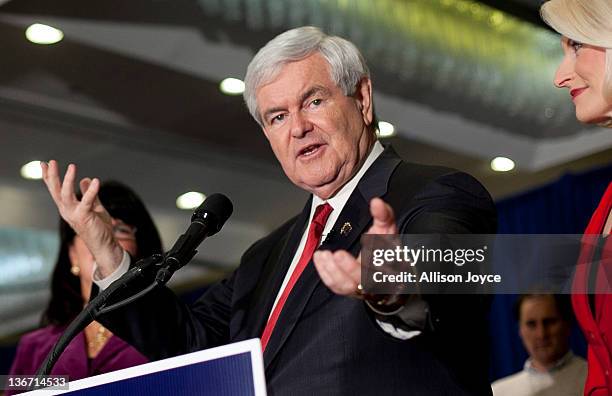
<box><xmin>163</xmin><ymin>193</ymin><xmax>233</xmax><ymax>272</ymax></box>
<box><xmin>36</xmin><ymin>194</ymin><xmax>232</xmax><ymax>377</ymax></box>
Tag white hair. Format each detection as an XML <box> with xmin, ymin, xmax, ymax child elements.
<box><xmin>243</xmin><ymin>26</ymin><xmax>371</xmax><ymax>126</ymax></box>
<box><xmin>541</xmin><ymin>0</ymin><xmax>612</xmax><ymax>100</ymax></box>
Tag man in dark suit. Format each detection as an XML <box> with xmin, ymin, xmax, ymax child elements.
<box><xmin>42</xmin><ymin>26</ymin><xmax>496</xmax><ymax>395</ymax></box>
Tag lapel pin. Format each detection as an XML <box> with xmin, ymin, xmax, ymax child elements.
<box><xmin>340</xmin><ymin>222</ymin><xmax>352</xmax><ymax>236</ymax></box>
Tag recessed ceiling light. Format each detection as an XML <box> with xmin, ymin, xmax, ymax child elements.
<box><xmin>176</xmin><ymin>192</ymin><xmax>206</xmax><ymax>210</ymax></box>
<box><xmin>376</xmin><ymin>121</ymin><xmax>396</xmax><ymax>138</ymax></box>
<box><xmin>25</xmin><ymin>23</ymin><xmax>64</xmax><ymax>45</ymax></box>
<box><xmin>490</xmin><ymin>157</ymin><xmax>515</xmax><ymax>172</ymax></box>
<box><xmin>219</xmin><ymin>78</ymin><xmax>245</xmax><ymax>95</ymax></box>
<box><xmin>20</xmin><ymin>160</ymin><xmax>43</xmax><ymax>180</ymax></box>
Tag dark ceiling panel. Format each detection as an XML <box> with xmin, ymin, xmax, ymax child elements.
<box><xmin>1</xmin><ymin>0</ymin><xmax>205</xmax><ymax>25</ymax></box>
<box><xmin>0</xmin><ymin>20</ymin><xmax>273</xmax><ymax>163</ymax></box>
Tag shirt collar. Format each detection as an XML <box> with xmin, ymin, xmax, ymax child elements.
<box><xmin>524</xmin><ymin>351</ymin><xmax>575</xmax><ymax>374</ymax></box>
<box><xmin>312</xmin><ymin>140</ymin><xmax>384</xmax><ymax>213</ymax></box>
<box><xmin>308</xmin><ymin>141</ymin><xmax>384</xmax><ymax>241</ymax></box>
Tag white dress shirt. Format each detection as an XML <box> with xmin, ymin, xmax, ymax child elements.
<box><xmin>268</xmin><ymin>140</ymin><xmax>384</xmax><ymax>315</ymax></box>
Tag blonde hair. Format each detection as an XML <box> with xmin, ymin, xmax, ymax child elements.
<box><xmin>541</xmin><ymin>0</ymin><xmax>612</xmax><ymax>101</ymax></box>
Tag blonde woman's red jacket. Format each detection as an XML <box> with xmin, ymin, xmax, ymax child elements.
<box><xmin>572</xmin><ymin>182</ymin><xmax>612</xmax><ymax>396</ymax></box>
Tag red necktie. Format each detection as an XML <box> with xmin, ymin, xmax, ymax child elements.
<box><xmin>260</xmin><ymin>202</ymin><xmax>333</xmax><ymax>351</ymax></box>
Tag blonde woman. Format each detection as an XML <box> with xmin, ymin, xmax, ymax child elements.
<box><xmin>541</xmin><ymin>1</ymin><xmax>612</xmax><ymax>395</ymax></box>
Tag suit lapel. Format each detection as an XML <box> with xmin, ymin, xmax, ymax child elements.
<box><xmin>240</xmin><ymin>200</ymin><xmax>311</xmax><ymax>342</ymax></box>
<box><xmin>263</xmin><ymin>145</ymin><xmax>402</xmax><ymax>368</ymax></box>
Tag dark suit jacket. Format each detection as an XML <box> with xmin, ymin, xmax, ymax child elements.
<box><xmin>99</xmin><ymin>145</ymin><xmax>497</xmax><ymax>395</ymax></box>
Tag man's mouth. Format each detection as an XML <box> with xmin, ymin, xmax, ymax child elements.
<box><xmin>298</xmin><ymin>144</ymin><xmax>324</xmax><ymax>158</ymax></box>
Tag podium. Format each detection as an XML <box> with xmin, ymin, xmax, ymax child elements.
<box><xmin>22</xmin><ymin>339</ymin><xmax>267</xmax><ymax>395</ymax></box>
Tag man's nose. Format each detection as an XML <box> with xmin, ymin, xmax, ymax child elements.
<box><xmin>290</xmin><ymin>112</ymin><xmax>313</xmax><ymax>138</ymax></box>
<box><xmin>534</xmin><ymin>323</ymin><xmax>548</xmax><ymax>339</ymax></box>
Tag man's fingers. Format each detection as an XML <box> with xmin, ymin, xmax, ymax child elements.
<box><xmin>368</xmin><ymin>197</ymin><xmax>397</xmax><ymax>234</ymax></box>
<box><xmin>313</xmin><ymin>250</ymin><xmax>361</xmax><ymax>296</ymax></box>
<box><xmin>82</xmin><ymin>178</ymin><xmax>113</xmax><ymax>224</ymax></box>
<box><xmin>80</xmin><ymin>178</ymin><xmax>100</xmax><ymax>210</ymax></box>
<box><xmin>332</xmin><ymin>250</ymin><xmax>361</xmax><ymax>283</ymax></box>
<box><xmin>370</xmin><ymin>197</ymin><xmax>395</xmax><ymax>226</ymax></box>
<box><xmin>80</xmin><ymin>177</ymin><xmax>91</xmax><ymax>195</ymax></box>
<box><xmin>60</xmin><ymin>163</ymin><xmax>77</xmax><ymax>203</ymax></box>
<box><xmin>41</xmin><ymin>160</ymin><xmax>62</xmax><ymax>204</ymax></box>
<box><xmin>313</xmin><ymin>251</ymin><xmax>335</xmax><ymax>287</ymax></box>
<box><xmin>40</xmin><ymin>161</ymin><xmax>48</xmax><ymax>179</ymax></box>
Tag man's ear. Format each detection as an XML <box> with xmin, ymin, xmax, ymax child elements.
<box><xmin>354</xmin><ymin>77</ymin><xmax>373</xmax><ymax>126</ymax></box>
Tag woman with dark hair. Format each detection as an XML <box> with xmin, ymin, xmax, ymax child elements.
<box><xmin>540</xmin><ymin>1</ymin><xmax>612</xmax><ymax>395</ymax></box>
<box><xmin>7</xmin><ymin>181</ymin><xmax>162</xmax><ymax>392</ymax></box>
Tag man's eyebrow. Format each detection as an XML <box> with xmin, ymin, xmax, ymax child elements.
<box><xmin>263</xmin><ymin>105</ymin><xmax>286</xmax><ymax>122</ymax></box>
<box><xmin>262</xmin><ymin>85</ymin><xmax>331</xmax><ymax>122</ymax></box>
<box><xmin>300</xmin><ymin>85</ymin><xmax>330</xmax><ymax>103</ymax></box>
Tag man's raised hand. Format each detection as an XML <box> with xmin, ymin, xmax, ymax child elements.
<box><xmin>41</xmin><ymin>160</ymin><xmax>124</xmax><ymax>277</ymax></box>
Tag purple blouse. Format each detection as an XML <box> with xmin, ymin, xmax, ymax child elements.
<box><xmin>7</xmin><ymin>325</ymin><xmax>148</xmax><ymax>395</ymax></box>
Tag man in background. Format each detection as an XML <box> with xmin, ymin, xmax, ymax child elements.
<box><xmin>492</xmin><ymin>294</ymin><xmax>586</xmax><ymax>396</ymax></box>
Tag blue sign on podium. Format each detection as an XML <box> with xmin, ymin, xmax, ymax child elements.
<box><xmin>23</xmin><ymin>338</ymin><xmax>267</xmax><ymax>395</ymax></box>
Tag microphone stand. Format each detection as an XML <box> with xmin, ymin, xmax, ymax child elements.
<box><xmin>34</xmin><ymin>253</ymin><xmax>170</xmax><ymax>381</ymax></box>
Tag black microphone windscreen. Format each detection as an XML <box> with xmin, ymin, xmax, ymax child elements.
<box><xmin>192</xmin><ymin>193</ymin><xmax>233</xmax><ymax>233</ymax></box>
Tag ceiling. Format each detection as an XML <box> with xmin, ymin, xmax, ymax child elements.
<box><xmin>0</xmin><ymin>0</ymin><xmax>610</xmax><ymax>255</ymax></box>
<box><xmin>0</xmin><ymin>0</ymin><xmax>610</xmax><ymax>337</ymax></box>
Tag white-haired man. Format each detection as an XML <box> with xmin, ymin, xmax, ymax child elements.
<box><xmin>43</xmin><ymin>26</ymin><xmax>497</xmax><ymax>395</ymax></box>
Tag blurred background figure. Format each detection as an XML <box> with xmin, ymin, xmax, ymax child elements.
<box><xmin>7</xmin><ymin>181</ymin><xmax>162</xmax><ymax>394</ymax></box>
<box><xmin>541</xmin><ymin>1</ymin><xmax>612</xmax><ymax>395</ymax></box>
<box><xmin>492</xmin><ymin>294</ymin><xmax>586</xmax><ymax>396</ymax></box>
